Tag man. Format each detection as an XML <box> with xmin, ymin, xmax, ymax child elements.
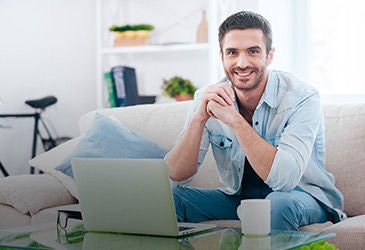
<box><xmin>165</xmin><ymin>11</ymin><xmax>345</xmax><ymax>230</ymax></box>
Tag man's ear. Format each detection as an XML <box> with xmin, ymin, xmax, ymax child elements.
<box><xmin>266</xmin><ymin>47</ymin><xmax>275</xmax><ymax>65</ymax></box>
<box><xmin>220</xmin><ymin>50</ymin><xmax>223</xmax><ymax>62</ymax></box>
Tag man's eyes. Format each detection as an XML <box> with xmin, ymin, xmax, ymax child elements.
<box><xmin>249</xmin><ymin>49</ymin><xmax>260</xmax><ymax>54</ymax></box>
<box><xmin>226</xmin><ymin>50</ymin><xmax>237</xmax><ymax>55</ymax></box>
<box><xmin>226</xmin><ymin>49</ymin><xmax>260</xmax><ymax>56</ymax></box>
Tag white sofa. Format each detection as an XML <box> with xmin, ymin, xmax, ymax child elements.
<box><xmin>0</xmin><ymin>100</ymin><xmax>364</xmax><ymax>249</ymax></box>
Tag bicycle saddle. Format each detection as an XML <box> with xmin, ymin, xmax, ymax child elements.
<box><xmin>25</xmin><ymin>96</ymin><xmax>57</xmax><ymax>109</ymax></box>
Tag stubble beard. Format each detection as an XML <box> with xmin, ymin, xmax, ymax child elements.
<box><xmin>226</xmin><ymin>66</ymin><xmax>267</xmax><ymax>93</ymax></box>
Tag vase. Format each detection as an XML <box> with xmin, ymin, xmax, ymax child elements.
<box><xmin>196</xmin><ymin>10</ymin><xmax>208</xmax><ymax>43</ymax></box>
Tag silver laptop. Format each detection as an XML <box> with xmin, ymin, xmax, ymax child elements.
<box><xmin>71</xmin><ymin>158</ymin><xmax>216</xmax><ymax>237</ymax></box>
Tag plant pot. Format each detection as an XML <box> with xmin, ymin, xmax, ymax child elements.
<box><xmin>113</xmin><ymin>31</ymin><xmax>150</xmax><ymax>47</ymax></box>
<box><xmin>174</xmin><ymin>94</ymin><xmax>193</xmax><ymax>101</ymax></box>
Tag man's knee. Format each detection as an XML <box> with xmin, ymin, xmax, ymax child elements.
<box><xmin>266</xmin><ymin>192</ymin><xmax>301</xmax><ymax>230</ymax></box>
<box><xmin>172</xmin><ymin>186</ymin><xmax>240</xmax><ymax>222</ymax></box>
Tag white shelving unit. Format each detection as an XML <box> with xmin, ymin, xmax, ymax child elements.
<box><xmin>95</xmin><ymin>0</ymin><xmax>230</xmax><ymax>108</ymax></box>
<box><xmin>101</xmin><ymin>43</ymin><xmax>210</xmax><ymax>54</ymax></box>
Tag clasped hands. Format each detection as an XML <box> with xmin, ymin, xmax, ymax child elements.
<box><xmin>198</xmin><ymin>82</ymin><xmax>238</xmax><ymax>126</ymax></box>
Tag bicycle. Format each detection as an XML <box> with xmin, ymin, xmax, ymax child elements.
<box><xmin>0</xmin><ymin>96</ymin><xmax>71</xmax><ymax>176</ymax></box>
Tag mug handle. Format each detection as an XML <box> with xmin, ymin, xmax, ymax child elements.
<box><xmin>237</xmin><ymin>204</ymin><xmax>242</xmax><ymax>220</ymax></box>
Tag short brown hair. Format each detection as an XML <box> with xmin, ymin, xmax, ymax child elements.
<box><xmin>218</xmin><ymin>11</ymin><xmax>272</xmax><ymax>55</ymax></box>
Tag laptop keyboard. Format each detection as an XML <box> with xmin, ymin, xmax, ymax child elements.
<box><xmin>178</xmin><ymin>225</ymin><xmax>195</xmax><ymax>232</ymax></box>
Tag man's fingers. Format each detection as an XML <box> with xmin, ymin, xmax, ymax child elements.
<box><xmin>216</xmin><ymin>87</ymin><xmax>234</xmax><ymax>105</ymax></box>
<box><xmin>201</xmin><ymin>82</ymin><xmax>235</xmax><ymax>119</ymax></box>
<box><xmin>204</xmin><ymin>89</ymin><xmax>230</xmax><ymax>105</ymax></box>
<box><xmin>206</xmin><ymin>101</ymin><xmax>217</xmax><ymax>119</ymax></box>
<box><xmin>221</xmin><ymin>82</ymin><xmax>235</xmax><ymax>103</ymax></box>
<box><xmin>205</xmin><ymin>82</ymin><xmax>235</xmax><ymax>105</ymax></box>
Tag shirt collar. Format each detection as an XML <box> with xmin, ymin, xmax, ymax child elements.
<box><xmin>260</xmin><ymin>70</ymin><xmax>279</xmax><ymax>109</ymax></box>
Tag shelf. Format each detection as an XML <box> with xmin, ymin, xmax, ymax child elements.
<box><xmin>95</xmin><ymin>0</ymin><xmax>223</xmax><ymax>108</ymax></box>
<box><xmin>100</xmin><ymin>43</ymin><xmax>210</xmax><ymax>55</ymax></box>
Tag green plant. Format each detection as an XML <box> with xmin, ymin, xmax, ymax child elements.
<box><xmin>294</xmin><ymin>240</ymin><xmax>338</xmax><ymax>250</ymax></box>
<box><xmin>109</xmin><ymin>24</ymin><xmax>154</xmax><ymax>32</ymax></box>
<box><xmin>161</xmin><ymin>76</ymin><xmax>198</xmax><ymax>98</ymax></box>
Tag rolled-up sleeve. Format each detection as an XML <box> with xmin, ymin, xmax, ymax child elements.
<box><xmin>265</xmin><ymin>93</ymin><xmax>323</xmax><ymax>191</ymax></box>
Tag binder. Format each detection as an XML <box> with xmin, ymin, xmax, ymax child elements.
<box><xmin>111</xmin><ymin>65</ymin><xmax>139</xmax><ymax>106</ymax></box>
<box><xmin>104</xmin><ymin>71</ymin><xmax>117</xmax><ymax>108</ymax></box>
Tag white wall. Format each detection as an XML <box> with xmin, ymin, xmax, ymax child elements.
<box><xmin>0</xmin><ymin>0</ymin><xmax>97</xmax><ymax>175</ymax></box>
<box><xmin>239</xmin><ymin>0</ymin><xmax>306</xmax><ymax>78</ymax></box>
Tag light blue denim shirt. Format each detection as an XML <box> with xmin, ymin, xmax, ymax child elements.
<box><xmin>177</xmin><ymin>70</ymin><xmax>345</xmax><ymax>223</ymax></box>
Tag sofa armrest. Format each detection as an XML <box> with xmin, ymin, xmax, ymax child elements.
<box><xmin>0</xmin><ymin>204</ymin><xmax>31</xmax><ymax>229</ymax></box>
<box><xmin>0</xmin><ymin>174</ymin><xmax>77</xmax><ymax>216</ymax></box>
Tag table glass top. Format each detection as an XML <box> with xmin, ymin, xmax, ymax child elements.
<box><xmin>0</xmin><ymin>223</ymin><xmax>335</xmax><ymax>250</ymax></box>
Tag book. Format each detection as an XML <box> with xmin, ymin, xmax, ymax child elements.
<box><xmin>104</xmin><ymin>71</ymin><xmax>117</xmax><ymax>108</ymax></box>
<box><xmin>111</xmin><ymin>65</ymin><xmax>138</xmax><ymax>106</ymax></box>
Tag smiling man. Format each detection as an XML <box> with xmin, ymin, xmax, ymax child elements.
<box><xmin>165</xmin><ymin>11</ymin><xmax>345</xmax><ymax>230</ymax></box>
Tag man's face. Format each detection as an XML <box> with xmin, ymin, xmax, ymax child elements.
<box><xmin>220</xmin><ymin>29</ymin><xmax>274</xmax><ymax>92</ymax></box>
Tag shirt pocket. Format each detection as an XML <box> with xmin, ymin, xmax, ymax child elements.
<box><xmin>209</xmin><ymin>134</ymin><xmax>233</xmax><ymax>149</ymax></box>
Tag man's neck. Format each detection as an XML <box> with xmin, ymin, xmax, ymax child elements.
<box><xmin>236</xmin><ymin>92</ymin><xmax>260</xmax><ymax>125</ymax></box>
<box><xmin>236</xmin><ymin>82</ymin><xmax>266</xmax><ymax>111</ymax></box>
<box><xmin>236</xmin><ymin>90</ymin><xmax>262</xmax><ymax>113</ymax></box>
<box><xmin>234</xmin><ymin>72</ymin><xmax>269</xmax><ymax>122</ymax></box>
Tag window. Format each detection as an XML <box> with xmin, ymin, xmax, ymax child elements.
<box><xmin>310</xmin><ymin>0</ymin><xmax>365</xmax><ymax>95</ymax></box>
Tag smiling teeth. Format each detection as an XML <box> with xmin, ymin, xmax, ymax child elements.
<box><xmin>238</xmin><ymin>72</ymin><xmax>251</xmax><ymax>76</ymax></box>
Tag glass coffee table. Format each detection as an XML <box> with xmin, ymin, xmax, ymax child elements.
<box><xmin>0</xmin><ymin>222</ymin><xmax>335</xmax><ymax>250</ymax></box>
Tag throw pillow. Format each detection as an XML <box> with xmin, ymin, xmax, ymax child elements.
<box><xmin>0</xmin><ymin>174</ymin><xmax>77</xmax><ymax>215</ymax></box>
<box><xmin>55</xmin><ymin>112</ymin><xmax>168</xmax><ymax>177</ymax></box>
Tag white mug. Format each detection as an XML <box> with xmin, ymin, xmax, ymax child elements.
<box><xmin>239</xmin><ymin>235</ymin><xmax>271</xmax><ymax>250</ymax></box>
<box><xmin>237</xmin><ymin>199</ymin><xmax>271</xmax><ymax>236</ymax></box>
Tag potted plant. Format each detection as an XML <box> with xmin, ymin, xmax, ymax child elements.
<box><xmin>161</xmin><ymin>76</ymin><xmax>198</xmax><ymax>101</ymax></box>
<box><xmin>109</xmin><ymin>24</ymin><xmax>154</xmax><ymax>46</ymax></box>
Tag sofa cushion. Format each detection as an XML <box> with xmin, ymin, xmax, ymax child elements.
<box><xmin>323</xmin><ymin>103</ymin><xmax>365</xmax><ymax>216</ymax></box>
<box><xmin>29</xmin><ymin>137</ymin><xmax>82</xmax><ymax>199</ymax></box>
<box><xmin>324</xmin><ymin>215</ymin><xmax>365</xmax><ymax>250</ymax></box>
<box><xmin>55</xmin><ymin>112</ymin><xmax>168</xmax><ymax>177</ymax></box>
<box><xmin>0</xmin><ymin>174</ymin><xmax>77</xmax><ymax>216</ymax></box>
<box><xmin>29</xmin><ymin>136</ymin><xmax>82</xmax><ymax>172</ymax></box>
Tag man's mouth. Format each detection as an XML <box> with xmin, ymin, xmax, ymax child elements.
<box><xmin>236</xmin><ymin>71</ymin><xmax>252</xmax><ymax>77</ymax></box>
<box><xmin>235</xmin><ymin>69</ymin><xmax>255</xmax><ymax>78</ymax></box>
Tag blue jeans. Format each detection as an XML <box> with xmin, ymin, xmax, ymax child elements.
<box><xmin>172</xmin><ymin>186</ymin><xmax>329</xmax><ymax>230</ymax></box>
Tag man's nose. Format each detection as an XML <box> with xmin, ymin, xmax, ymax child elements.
<box><xmin>236</xmin><ymin>54</ymin><xmax>249</xmax><ymax>68</ymax></box>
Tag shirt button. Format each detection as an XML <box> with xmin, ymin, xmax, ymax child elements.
<box><xmin>220</xmin><ymin>142</ymin><xmax>224</xmax><ymax>147</ymax></box>
<box><xmin>255</xmin><ymin>121</ymin><xmax>259</xmax><ymax>125</ymax></box>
